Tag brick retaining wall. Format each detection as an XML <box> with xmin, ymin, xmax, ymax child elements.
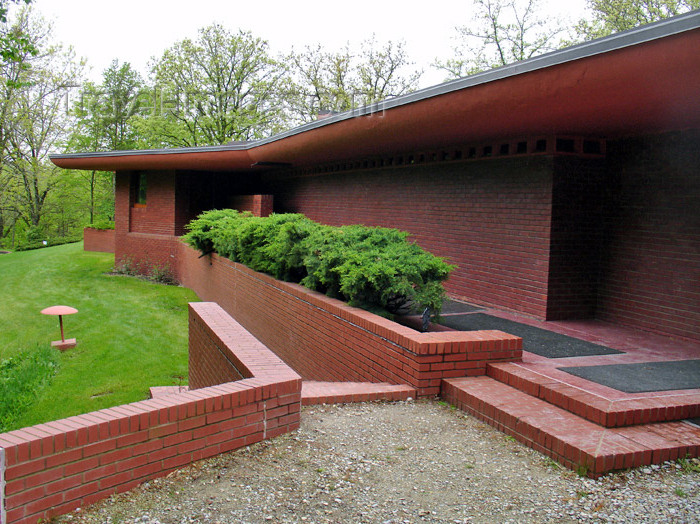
<box><xmin>82</xmin><ymin>228</ymin><xmax>115</xmax><ymax>253</ymax></box>
<box><xmin>176</xmin><ymin>242</ymin><xmax>523</xmax><ymax>397</ymax></box>
<box><xmin>0</xmin><ymin>303</ymin><xmax>301</xmax><ymax>524</ymax></box>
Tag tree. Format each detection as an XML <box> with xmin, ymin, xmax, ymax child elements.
<box><xmin>435</xmin><ymin>0</ymin><xmax>567</xmax><ymax>79</ymax></box>
<box><xmin>287</xmin><ymin>36</ymin><xmax>422</xmax><ymax>124</ymax></box>
<box><xmin>148</xmin><ymin>25</ymin><xmax>288</xmax><ymax>147</ymax></box>
<box><xmin>0</xmin><ymin>7</ymin><xmax>83</xmax><ymax>244</ymax></box>
<box><xmin>100</xmin><ymin>59</ymin><xmax>144</xmax><ymax>151</ymax></box>
<box><xmin>357</xmin><ymin>36</ymin><xmax>423</xmax><ymax>105</ymax></box>
<box><xmin>70</xmin><ymin>60</ymin><xmax>144</xmax><ymax>152</ymax></box>
<box><xmin>0</xmin><ymin>0</ymin><xmax>32</xmax><ymax>63</ymax></box>
<box><xmin>575</xmin><ymin>0</ymin><xmax>700</xmax><ymax>39</ymax></box>
<box><xmin>67</xmin><ymin>60</ymin><xmax>144</xmax><ymax>222</ymax></box>
<box><xmin>286</xmin><ymin>43</ymin><xmax>355</xmax><ymax>121</ymax></box>
<box><xmin>0</xmin><ymin>6</ymin><xmax>46</xmax><ymax>242</ymax></box>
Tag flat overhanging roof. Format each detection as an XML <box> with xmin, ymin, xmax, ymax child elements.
<box><xmin>51</xmin><ymin>11</ymin><xmax>700</xmax><ymax>173</ymax></box>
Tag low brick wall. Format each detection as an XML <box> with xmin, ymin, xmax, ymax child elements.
<box><xmin>83</xmin><ymin>228</ymin><xmax>115</xmax><ymax>253</ymax></box>
<box><xmin>0</xmin><ymin>303</ymin><xmax>301</xmax><ymax>524</ymax></box>
<box><xmin>176</xmin><ymin>242</ymin><xmax>523</xmax><ymax>397</ymax></box>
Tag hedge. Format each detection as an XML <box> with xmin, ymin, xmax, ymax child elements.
<box><xmin>183</xmin><ymin>210</ymin><xmax>454</xmax><ymax>317</ymax></box>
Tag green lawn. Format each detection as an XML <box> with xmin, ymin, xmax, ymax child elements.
<box><xmin>0</xmin><ymin>242</ymin><xmax>199</xmax><ymax>430</ymax></box>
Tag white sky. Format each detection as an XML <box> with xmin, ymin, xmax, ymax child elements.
<box><xmin>31</xmin><ymin>0</ymin><xmax>589</xmax><ymax>88</ymax></box>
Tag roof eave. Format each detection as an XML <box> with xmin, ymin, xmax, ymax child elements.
<box><xmin>50</xmin><ymin>10</ymin><xmax>700</xmax><ymax>172</ymax></box>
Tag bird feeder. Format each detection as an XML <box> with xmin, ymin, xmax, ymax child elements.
<box><xmin>41</xmin><ymin>305</ymin><xmax>78</xmax><ymax>350</ymax></box>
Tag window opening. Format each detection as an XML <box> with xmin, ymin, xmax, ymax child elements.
<box><xmin>583</xmin><ymin>140</ymin><xmax>602</xmax><ymax>155</ymax></box>
<box><xmin>134</xmin><ymin>173</ymin><xmax>147</xmax><ymax>207</ymax></box>
<box><xmin>556</xmin><ymin>138</ymin><xmax>576</xmax><ymax>153</ymax></box>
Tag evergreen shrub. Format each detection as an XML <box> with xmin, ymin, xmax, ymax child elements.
<box><xmin>183</xmin><ymin>210</ymin><xmax>454</xmax><ymax>316</ymax></box>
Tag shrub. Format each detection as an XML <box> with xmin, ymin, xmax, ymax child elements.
<box><xmin>148</xmin><ymin>263</ymin><xmax>176</xmax><ymax>285</ymax></box>
<box><xmin>184</xmin><ymin>210</ymin><xmax>454</xmax><ymax>316</ymax></box>
<box><xmin>87</xmin><ymin>220</ymin><xmax>115</xmax><ymax>230</ymax></box>
<box><xmin>181</xmin><ymin>208</ymin><xmax>245</xmax><ymax>256</ymax></box>
<box><xmin>301</xmin><ymin>225</ymin><xmax>451</xmax><ymax>314</ymax></box>
<box><xmin>14</xmin><ymin>237</ymin><xmax>82</xmax><ymax>252</ymax></box>
<box><xmin>114</xmin><ymin>256</ymin><xmax>139</xmax><ymax>276</ymax></box>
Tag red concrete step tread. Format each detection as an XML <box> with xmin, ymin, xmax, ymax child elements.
<box><xmin>302</xmin><ymin>381</ymin><xmax>416</xmax><ymax>406</ymax></box>
<box><xmin>488</xmin><ymin>362</ymin><xmax>700</xmax><ymax>427</ymax></box>
<box><xmin>443</xmin><ymin>376</ymin><xmax>700</xmax><ymax>477</ymax></box>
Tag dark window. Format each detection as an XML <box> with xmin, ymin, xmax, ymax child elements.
<box><xmin>135</xmin><ymin>173</ymin><xmax>147</xmax><ymax>206</ymax></box>
<box><xmin>583</xmin><ymin>140</ymin><xmax>602</xmax><ymax>155</ymax></box>
<box><xmin>556</xmin><ymin>138</ymin><xmax>576</xmax><ymax>153</ymax></box>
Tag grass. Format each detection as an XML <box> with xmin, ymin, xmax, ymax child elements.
<box><xmin>677</xmin><ymin>456</ymin><xmax>700</xmax><ymax>474</ymax></box>
<box><xmin>0</xmin><ymin>242</ymin><xmax>199</xmax><ymax>431</ymax></box>
<box><xmin>0</xmin><ymin>345</ymin><xmax>59</xmax><ymax>432</ymax></box>
<box><xmin>674</xmin><ymin>487</ymin><xmax>688</xmax><ymax>498</ymax></box>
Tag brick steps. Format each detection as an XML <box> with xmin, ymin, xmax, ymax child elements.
<box><xmin>302</xmin><ymin>381</ymin><xmax>417</xmax><ymax>406</ymax></box>
<box><xmin>488</xmin><ymin>362</ymin><xmax>700</xmax><ymax>427</ymax></box>
<box><xmin>442</xmin><ymin>376</ymin><xmax>700</xmax><ymax>477</ymax></box>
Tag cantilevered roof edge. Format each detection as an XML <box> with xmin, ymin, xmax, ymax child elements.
<box><xmin>50</xmin><ymin>10</ymin><xmax>700</xmax><ymax>163</ymax></box>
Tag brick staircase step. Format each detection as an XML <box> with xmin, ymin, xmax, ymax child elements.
<box><xmin>442</xmin><ymin>376</ymin><xmax>700</xmax><ymax>477</ymax></box>
<box><xmin>488</xmin><ymin>362</ymin><xmax>700</xmax><ymax>427</ymax></box>
<box><xmin>302</xmin><ymin>381</ymin><xmax>417</xmax><ymax>406</ymax></box>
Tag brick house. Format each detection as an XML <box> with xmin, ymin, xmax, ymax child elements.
<box><xmin>52</xmin><ymin>12</ymin><xmax>700</xmax><ymax>343</ymax></box>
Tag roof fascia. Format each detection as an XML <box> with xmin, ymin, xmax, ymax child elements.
<box><xmin>50</xmin><ymin>10</ymin><xmax>700</xmax><ymax>163</ymax></box>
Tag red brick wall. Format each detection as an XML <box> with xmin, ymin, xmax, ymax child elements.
<box><xmin>0</xmin><ymin>302</ymin><xmax>301</xmax><ymax>524</ymax></box>
<box><xmin>189</xmin><ymin>305</ymin><xmax>247</xmax><ymax>388</ymax></box>
<box><xmin>115</xmin><ymin>172</ymin><xmax>186</xmax><ymax>275</ymax></box>
<box><xmin>596</xmin><ymin>131</ymin><xmax>700</xmax><ymax>341</ymax></box>
<box><xmin>83</xmin><ymin>228</ymin><xmax>115</xmax><ymax>253</ymax></box>
<box><xmin>176</xmin><ymin>243</ymin><xmax>522</xmax><ymax>397</ymax></box>
<box><xmin>128</xmin><ymin>172</ymin><xmax>178</xmax><ymax>235</ymax></box>
<box><xmin>229</xmin><ymin>194</ymin><xmax>273</xmax><ymax>217</ymax></box>
<box><xmin>265</xmin><ymin>157</ymin><xmax>555</xmax><ymax>319</ymax></box>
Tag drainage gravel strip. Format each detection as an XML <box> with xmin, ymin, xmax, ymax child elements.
<box><xmin>57</xmin><ymin>400</ymin><xmax>699</xmax><ymax>524</ymax></box>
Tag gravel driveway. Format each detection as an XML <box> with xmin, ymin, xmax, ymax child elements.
<box><xmin>57</xmin><ymin>400</ymin><xmax>700</xmax><ymax>523</ymax></box>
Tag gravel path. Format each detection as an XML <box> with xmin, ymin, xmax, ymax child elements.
<box><xmin>57</xmin><ymin>400</ymin><xmax>700</xmax><ymax>523</ymax></box>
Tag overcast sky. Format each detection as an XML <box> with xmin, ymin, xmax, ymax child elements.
<box><xmin>31</xmin><ymin>0</ymin><xmax>589</xmax><ymax>88</ymax></box>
